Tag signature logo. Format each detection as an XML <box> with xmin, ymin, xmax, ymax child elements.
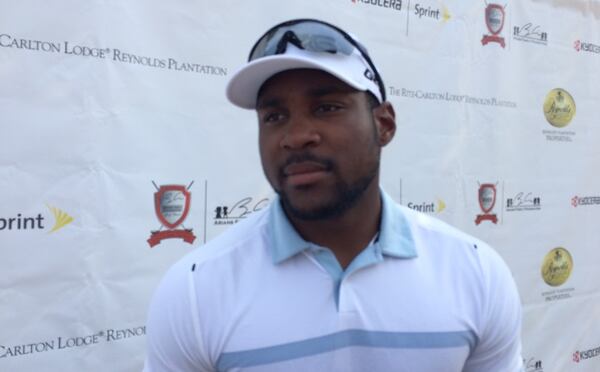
<box><xmin>513</xmin><ymin>22</ymin><xmax>547</xmax><ymax>44</ymax></box>
<box><xmin>214</xmin><ymin>197</ymin><xmax>270</xmax><ymax>225</ymax></box>
<box><xmin>506</xmin><ymin>192</ymin><xmax>541</xmax><ymax>211</ymax></box>
<box><xmin>523</xmin><ymin>357</ymin><xmax>543</xmax><ymax>371</ymax></box>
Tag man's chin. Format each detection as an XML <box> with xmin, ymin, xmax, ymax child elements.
<box><xmin>275</xmin><ymin>170</ymin><xmax>377</xmax><ymax>221</ymax></box>
<box><xmin>280</xmin><ymin>195</ymin><xmax>345</xmax><ymax>221</ymax></box>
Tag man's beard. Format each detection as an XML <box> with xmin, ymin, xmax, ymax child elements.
<box><xmin>277</xmin><ymin>156</ymin><xmax>379</xmax><ymax>221</ymax></box>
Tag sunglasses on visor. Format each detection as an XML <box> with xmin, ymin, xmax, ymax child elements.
<box><xmin>248</xmin><ymin>19</ymin><xmax>386</xmax><ymax>102</ymax></box>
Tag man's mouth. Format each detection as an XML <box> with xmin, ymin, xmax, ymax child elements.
<box><xmin>283</xmin><ymin>161</ymin><xmax>330</xmax><ymax>187</ymax></box>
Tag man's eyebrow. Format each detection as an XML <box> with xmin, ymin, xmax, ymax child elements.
<box><xmin>256</xmin><ymin>98</ymin><xmax>281</xmax><ymax>110</ymax></box>
<box><xmin>308</xmin><ymin>85</ymin><xmax>355</xmax><ymax>97</ymax></box>
<box><xmin>256</xmin><ymin>85</ymin><xmax>356</xmax><ymax>109</ymax></box>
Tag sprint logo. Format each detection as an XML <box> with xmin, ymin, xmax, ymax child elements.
<box><xmin>47</xmin><ymin>205</ymin><xmax>74</xmax><ymax>233</ymax></box>
<box><xmin>0</xmin><ymin>205</ymin><xmax>74</xmax><ymax>233</ymax></box>
<box><xmin>407</xmin><ymin>199</ymin><xmax>446</xmax><ymax>214</ymax></box>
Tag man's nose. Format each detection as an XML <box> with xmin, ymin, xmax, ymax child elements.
<box><xmin>280</xmin><ymin>115</ymin><xmax>321</xmax><ymax>150</ymax></box>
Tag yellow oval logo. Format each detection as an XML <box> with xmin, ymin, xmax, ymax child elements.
<box><xmin>543</xmin><ymin>88</ymin><xmax>576</xmax><ymax>128</ymax></box>
<box><xmin>541</xmin><ymin>247</ymin><xmax>573</xmax><ymax>287</ymax></box>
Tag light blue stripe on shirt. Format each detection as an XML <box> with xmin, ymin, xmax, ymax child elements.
<box><xmin>216</xmin><ymin>329</ymin><xmax>477</xmax><ymax>371</ymax></box>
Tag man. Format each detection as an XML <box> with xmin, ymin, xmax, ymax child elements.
<box><xmin>144</xmin><ymin>19</ymin><xmax>523</xmax><ymax>371</ymax></box>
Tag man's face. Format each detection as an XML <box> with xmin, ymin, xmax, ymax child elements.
<box><xmin>256</xmin><ymin>69</ymin><xmax>393</xmax><ymax>221</ymax></box>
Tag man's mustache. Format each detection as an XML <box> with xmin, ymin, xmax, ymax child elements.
<box><xmin>279</xmin><ymin>153</ymin><xmax>334</xmax><ymax>177</ymax></box>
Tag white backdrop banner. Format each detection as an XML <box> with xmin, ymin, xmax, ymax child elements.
<box><xmin>1</xmin><ymin>0</ymin><xmax>599</xmax><ymax>371</ymax></box>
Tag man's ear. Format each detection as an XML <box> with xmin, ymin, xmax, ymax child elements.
<box><xmin>372</xmin><ymin>102</ymin><xmax>396</xmax><ymax>146</ymax></box>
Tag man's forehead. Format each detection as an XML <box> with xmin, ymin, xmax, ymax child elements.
<box><xmin>256</xmin><ymin>69</ymin><xmax>360</xmax><ymax>106</ymax></box>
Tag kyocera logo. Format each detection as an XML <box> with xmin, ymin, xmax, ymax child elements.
<box><xmin>573</xmin><ymin>346</ymin><xmax>600</xmax><ymax>363</ymax></box>
<box><xmin>574</xmin><ymin>39</ymin><xmax>600</xmax><ymax>53</ymax></box>
<box><xmin>352</xmin><ymin>0</ymin><xmax>402</xmax><ymax>11</ymax></box>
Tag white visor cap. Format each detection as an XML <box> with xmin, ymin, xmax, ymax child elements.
<box><xmin>226</xmin><ymin>44</ymin><xmax>382</xmax><ymax>109</ymax></box>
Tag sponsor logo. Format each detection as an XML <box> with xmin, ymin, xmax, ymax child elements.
<box><xmin>408</xmin><ymin>2</ymin><xmax>452</xmax><ymax>36</ymax></box>
<box><xmin>574</xmin><ymin>39</ymin><xmax>600</xmax><ymax>54</ymax></box>
<box><xmin>513</xmin><ymin>22</ymin><xmax>548</xmax><ymax>45</ymax></box>
<box><xmin>541</xmin><ymin>247</ymin><xmax>575</xmax><ymax>302</ymax></box>
<box><xmin>47</xmin><ymin>205</ymin><xmax>74</xmax><ymax>233</ymax></box>
<box><xmin>542</xmin><ymin>129</ymin><xmax>575</xmax><ymax>142</ymax></box>
<box><xmin>542</xmin><ymin>88</ymin><xmax>576</xmax><ymax>142</ymax></box>
<box><xmin>481</xmin><ymin>2</ymin><xmax>506</xmax><ymax>48</ymax></box>
<box><xmin>0</xmin><ymin>213</ymin><xmax>45</xmax><ymax>231</ymax></box>
<box><xmin>475</xmin><ymin>183</ymin><xmax>498</xmax><ymax>225</ymax></box>
<box><xmin>0</xmin><ymin>326</ymin><xmax>145</xmax><ymax>359</ymax></box>
<box><xmin>541</xmin><ymin>247</ymin><xmax>573</xmax><ymax>287</ymax></box>
<box><xmin>523</xmin><ymin>357</ymin><xmax>544</xmax><ymax>371</ymax></box>
<box><xmin>0</xmin><ymin>205</ymin><xmax>73</xmax><ymax>233</ymax></box>
<box><xmin>573</xmin><ymin>346</ymin><xmax>600</xmax><ymax>363</ymax></box>
<box><xmin>213</xmin><ymin>196</ymin><xmax>270</xmax><ymax>225</ymax></box>
<box><xmin>350</xmin><ymin>1</ymin><xmax>450</xmax><ymax>37</ymax></box>
<box><xmin>0</xmin><ymin>33</ymin><xmax>62</xmax><ymax>54</ymax></box>
<box><xmin>542</xmin><ymin>286</ymin><xmax>574</xmax><ymax>302</ymax></box>
<box><xmin>388</xmin><ymin>86</ymin><xmax>517</xmax><ymax>108</ymax></box>
<box><xmin>406</xmin><ymin>199</ymin><xmax>446</xmax><ymax>214</ymax></box>
<box><xmin>147</xmin><ymin>181</ymin><xmax>196</xmax><ymax>247</ymax></box>
<box><xmin>506</xmin><ymin>192</ymin><xmax>541</xmax><ymax>212</ymax></box>
<box><xmin>413</xmin><ymin>3</ymin><xmax>451</xmax><ymax>22</ymax></box>
<box><xmin>352</xmin><ymin>0</ymin><xmax>402</xmax><ymax>11</ymax></box>
<box><xmin>571</xmin><ymin>195</ymin><xmax>600</xmax><ymax>207</ymax></box>
<box><xmin>0</xmin><ymin>33</ymin><xmax>227</xmax><ymax>75</ymax></box>
<box><xmin>543</xmin><ymin>88</ymin><xmax>576</xmax><ymax>128</ymax></box>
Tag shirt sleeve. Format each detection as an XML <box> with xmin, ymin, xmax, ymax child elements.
<box><xmin>143</xmin><ymin>259</ymin><xmax>214</xmax><ymax>372</ymax></box>
<box><xmin>463</xmin><ymin>243</ymin><xmax>524</xmax><ymax>372</ymax></box>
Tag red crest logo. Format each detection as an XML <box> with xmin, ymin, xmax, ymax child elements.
<box><xmin>154</xmin><ymin>185</ymin><xmax>191</xmax><ymax>229</ymax></box>
<box><xmin>475</xmin><ymin>183</ymin><xmax>498</xmax><ymax>225</ymax></box>
<box><xmin>148</xmin><ymin>182</ymin><xmax>196</xmax><ymax>247</ymax></box>
<box><xmin>481</xmin><ymin>2</ymin><xmax>506</xmax><ymax>48</ymax></box>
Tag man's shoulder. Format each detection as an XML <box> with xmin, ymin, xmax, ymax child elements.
<box><xmin>204</xmin><ymin>207</ymin><xmax>271</xmax><ymax>257</ymax></box>
<box><xmin>167</xmin><ymin>206</ymin><xmax>272</xmax><ymax>277</ymax></box>
<box><xmin>388</xmin><ymin>200</ymin><xmax>509</xmax><ymax>273</ymax></box>
<box><xmin>391</xmin><ymin>201</ymin><xmax>486</xmax><ymax>248</ymax></box>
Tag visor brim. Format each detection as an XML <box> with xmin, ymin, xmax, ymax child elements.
<box><xmin>226</xmin><ymin>54</ymin><xmax>370</xmax><ymax>109</ymax></box>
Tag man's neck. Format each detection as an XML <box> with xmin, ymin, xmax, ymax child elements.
<box><xmin>285</xmin><ymin>183</ymin><xmax>382</xmax><ymax>269</ymax></box>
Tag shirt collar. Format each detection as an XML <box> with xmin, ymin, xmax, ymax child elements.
<box><xmin>268</xmin><ymin>190</ymin><xmax>417</xmax><ymax>265</ymax></box>
<box><xmin>268</xmin><ymin>197</ymin><xmax>309</xmax><ymax>264</ymax></box>
<box><xmin>377</xmin><ymin>191</ymin><xmax>417</xmax><ymax>258</ymax></box>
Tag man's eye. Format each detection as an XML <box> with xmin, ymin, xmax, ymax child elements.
<box><xmin>263</xmin><ymin>112</ymin><xmax>285</xmax><ymax>123</ymax></box>
<box><xmin>315</xmin><ymin>104</ymin><xmax>341</xmax><ymax>113</ymax></box>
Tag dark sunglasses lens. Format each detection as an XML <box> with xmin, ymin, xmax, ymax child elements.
<box><xmin>249</xmin><ymin>21</ymin><xmax>355</xmax><ymax>61</ymax></box>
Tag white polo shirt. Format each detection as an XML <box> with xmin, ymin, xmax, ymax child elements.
<box><xmin>144</xmin><ymin>191</ymin><xmax>523</xmax><ymax>372</ymax></box>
